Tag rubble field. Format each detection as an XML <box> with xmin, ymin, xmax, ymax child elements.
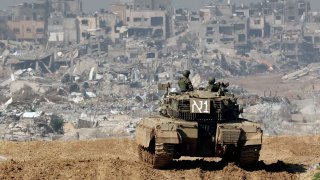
<box><xmin>0</xmin><ymin>135</ymin><xmax>319</xmax><ymax>180</ymax></box>
<box><xmin>227</xmin><ymin>72</ymin><xmax>320</xmax><ymax>99</ymax></box>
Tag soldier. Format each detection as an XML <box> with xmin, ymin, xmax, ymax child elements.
<box><xmin>205</xmin><ymin>77</ymin><xmax>220</xmax><ymax>92</ymax></box>
<box><xmin>219</xmin><ymin>82</ymin><xmax>229</xmax><ymax>93</ymax></box>
<box><xmin>206</xmin><ymin>77</ymin><xmax>230</xmax><ymax>93</ymax></box>
<box><xmin>178</xmin><ymin>70</ymin><xmax>193</xmax><ymax>92</ymax></box>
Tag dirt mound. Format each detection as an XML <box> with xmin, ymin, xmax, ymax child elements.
<box><xmin>0</xmin><ymin>136</ymin><xmax>319</xmax><ymax>180</ymax></box>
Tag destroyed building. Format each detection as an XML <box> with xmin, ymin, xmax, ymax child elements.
<box><xmin>111</xmin><ymin>3</ymin><xmax>131</xmax><ymax>23</ymax></box>
<box><xmin>8</xmin><ymin>52</ymin><xmax>54</xmax><ymax>74</ymax></box>
<box><xmin>235</xmin><ymin>5</ymin><xmax>250</xmax><ymax>17</ymax></box>
<box><xmin>47</xmin><ymin>15</ymin><xmax>79</xmax><ymax>44</ymax></box>
<box><xmin>5</xmin><ymin>2</ymin><xmax>49</xmax><ymax>43</ymax></box>
<box><xmin>96</xmin><ymin>12</ymin><xmax>118</xmax><ymax>43</ymax></box>
<box><xmin>304</xmin><ymin>12</ymin><xmax>320</xmax><ymax>52</ymax></box>
<box><xmin>50</xmin><ymin>0</ymin><xmax>83</xmax><ymax>17</ymax></box>
<box><xmin>249</xmin><ymin>16</ymin><xmax>266</xmax><ymax>38</ymax></box>
<box><xmin>0</xmin><ymin>10</ymin><xmax>9</xmax><ymax>40</ymax></box>
<box><xmin>283</xmin><ymin>0</ymin><xmax>310</xmax><ymax>24</ymax></box>
<box><xmin>1</xmin><ymin>0</ymin><xmax>82</xmax><ymax>43</ymax></box>
<box><xmin>133</xmin><ymin>0</ymin><xmax>172</xmax><ymax>12</ymax></box>
<box><xmin>112</xmin><ymin>0</ymin><xmax>174</xmax><ymax>38</ymax></box>
<box><xmin>78</xmin><ymin>16</ymin><xmax>101</xmax><ymax>43</ymax></box>
<box><xmin>190</xmin><ymin>1</ymin><xmax>249</xmax><ymax>52</ymax></box>
<box><xmin>173</xmin><ymin>9</ymin><xmax>189</xmax><ymax>35</ymax></box>
<box><xmin>125</xmin><ymin>10</ymin><xmax>168</xmax><ymax>39</ymax></box>
<box><xmin>111</xmin><ymin>0</ymin><xmax>173</xmax><ymax>39</ymax></box>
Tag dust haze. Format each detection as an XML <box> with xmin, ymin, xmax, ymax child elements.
<box><xmin>1</xmin><ymin>0</ymin><xmax>320</xmax><ymax>12</ymax></box>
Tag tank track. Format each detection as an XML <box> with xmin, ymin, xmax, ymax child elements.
<box><xmin>138</xmin><ymin>143</ymin><xmax>173</xmax><ymax>169</ymax></box>
<box><xmin>238</xmin><ymin>145</ymin><xmax>261</xmax><ymax>167</ymax></box>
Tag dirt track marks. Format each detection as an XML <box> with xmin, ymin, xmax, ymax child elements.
<box><xmin>0</xmin><ymin>136</ymin><xmax>318</xmax><ymax>179</ymax></box>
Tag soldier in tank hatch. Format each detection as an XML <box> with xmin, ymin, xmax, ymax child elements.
<box><xmin>206</xmin><ymin>77</ymin><xmax>229</xmax><ymax>93</ymax></box>
<box><xmin>178</xmin><ymin>70</ymin><xmax>193</xmax><ymax>92</ymax></box>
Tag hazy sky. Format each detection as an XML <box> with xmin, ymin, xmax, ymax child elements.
<box><xmin>1</xmin><ymin>0</ymin><xmax>320</xmax><ymax>12</ymax></box>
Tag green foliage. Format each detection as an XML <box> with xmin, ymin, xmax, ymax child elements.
<box><xmin>313</xmin><ymin>172</ymin><xmax>320</xmax><ymax>180</ymax></box>
<box><xmin>50</xmin><ymin>115</ymin><xmax>64</xmax><ymax>133</ymax></box>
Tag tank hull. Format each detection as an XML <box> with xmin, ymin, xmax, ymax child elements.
<box><xmin>136</xmin><ymin>116</ymin><xmax>262</xmax><ymax>168</ymax></box>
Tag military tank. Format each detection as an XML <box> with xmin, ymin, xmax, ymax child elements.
<box><xmin>136</xmin><ymin>83</ymin><xmax>262</xmax><ymax>169</ymax></box>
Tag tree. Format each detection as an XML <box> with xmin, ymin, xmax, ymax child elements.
<box><xmin>50</xmin><ymin>115</ymin><xmax>64</xmax><ymax>133</ymax></box>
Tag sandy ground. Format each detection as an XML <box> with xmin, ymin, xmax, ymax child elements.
<box><xmin>0</xmin><ymin>135</ymin><xmax>319</xmax><ymax>180</ymax></box>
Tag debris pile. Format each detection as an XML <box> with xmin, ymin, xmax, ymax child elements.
<box><xmin>242</xmin><ymin>95</ymin><xmax>320</xmax><ymax>135</ymax></box>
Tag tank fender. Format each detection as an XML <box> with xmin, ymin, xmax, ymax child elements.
<box><xmin>216</xmin><ymin>125</ymin><xmax>241</xmax><ymax>145</ymax></box>
<box><xmin>156</xmin><ymin>123</ymin><xmax>181</xmax><ymax>144</ymax></box>
<box><xmin>136</xmin><ymin>124</ymin><xmax>155</xmax><ymax>148</ymax></box>
<box><xmin>242</xmin><ymin>129</ymin><xmax>263</xmax><ymax>146</ymax></box>
<box><xmin>240</xmin><ymin>124</ymin><xmax>263</xmax><ymax>146</ymax></box>
<box><xmin>216</xmin><ymin>123</ymin><xmax>262</xmax><ymax>146</ymax></box>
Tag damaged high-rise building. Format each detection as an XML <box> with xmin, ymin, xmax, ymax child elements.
<box><xmin>50</xmin><ymin>0</ymin><xmax>83</xmax><ymax>17</ymax></box>
<box><xmin>125</xmin><ymin>10</ymin><xmax>168</xmax><ymax>39</ymax></box>
<box><xmin>283</xmin><ymin>0</ymin><xmax>310</xmax><ymax>24</ymax></box>
<box><xmin>193</xmin><ymin>1</ymin><xmax>249</xmax><ymax>51</ymax></box>
<box><xmin>130</xmin><ymin>0</ymin><xmax>173</xmax><ymax>38</ymax></box>
<box><xmin>5</xmin><ymin>2</ymin><xmax>49</xmax><ymax>42</ymax></box>
<box><xmin>47</xmin><ymin>15</ymin><xmax>79</xmax><ymax>44</ymax></box>
<box><xmin>111</xmin><ymin>1</ymin><xmax>173</xmax><ymax>39</ymax></box>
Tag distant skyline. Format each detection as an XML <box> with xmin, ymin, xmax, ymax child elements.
<box><xmin>1</xmin><ymin>0</ymin><xmax>320</xmax><ymax>12</ymax></box>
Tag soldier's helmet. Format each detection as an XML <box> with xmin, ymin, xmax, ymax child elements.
<box><xmin>182</xmin><ymin>70</ymin><xmax>190</xmax><ymax>77</ymax></box>
<box><xmin>208</xmin><ymin>77</ymin><xmax>215</xmax><ymax>84</ymax></box>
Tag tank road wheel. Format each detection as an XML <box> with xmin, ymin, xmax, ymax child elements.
<box><xmin>154</xmin><ymin>143</ymin><xmax>174</xmax><ymax>169</ymax></box>
<box><xmin>221</xmin><ymin>145</ymin><xmax>237</xmax><ymax>163</ymax></box>
<box><xmin>138</xmin><ymin>143</ymin><xmax>173</xmax><ymax>169</ymax></box>
<box><xmin>237</xmin><ymin>145</ymin><xmax>261</xmax><ymax>167</ymax></box>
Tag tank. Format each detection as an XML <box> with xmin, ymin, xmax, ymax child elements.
<box><xmin>136</xmin><ymin>83</ymin><xmax>262</xmax><ymax>169</ymax></box>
